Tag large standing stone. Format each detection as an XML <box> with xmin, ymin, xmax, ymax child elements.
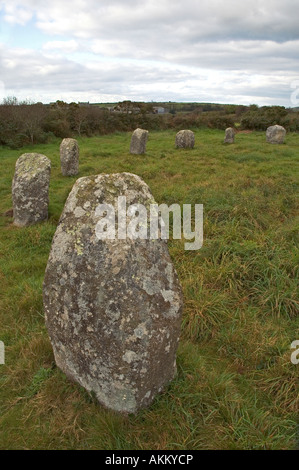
<box><xmin>266</xmin><ymin>125</ymin><xmax>286</xmax><ymax>144</ymax></box>
<box><xmin>175</xmin><ymin>130</ymin><xmax>195</xmax><ymax>148</ymax></box>
<box><xmin>12</xmin><ymin>153</ymin><xmax>51</xmax><ymax>227</ymax></box>
<box><xmin>130</xmin><ymin>128</ymin><xmax>149</xmax><ymax>154</ymax></box>
<box><xmin>60</xmin><ymin>138</ymin><xmax>79</xmax><ymax>175</ymax></box>
<box><xmin>224</xmin><ymin>127</ymin><xmax>235</xmax><ymax>143</ymax></box>
<box><xmin>43</xmin><ymin>172</ymin><xmax>183</xmax><ymax>414</ymax></box>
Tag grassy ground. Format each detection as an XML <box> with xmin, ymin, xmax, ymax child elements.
<box><xmin>0</xmin><ymin>129</ymin><xmax>298</xmax><ymax>450</ymax></box>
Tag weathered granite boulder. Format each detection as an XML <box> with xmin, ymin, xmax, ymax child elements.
<box><xmin>130</xmin><ymin>128</ymin><xmax>148</xmax><ymax>154</ymax></box>
<box><xmin>175</xmin><ymin>130</ymin><xmax>195</xmax><ymax>148</ymax></box>
<box><xmin>60</xmin><ymin>138</ymin><xmax>79</xmax><ymax>175</ymax></box>
<box><xmin>12</xmin><ymin>153</ymin><xmax>51</xmax><ymax>227</ymax></box>
<box><xmin>224</xmin><ymin>127</ymin><xmax>235</xmax><ymax>143</ymax></box>
<box><xmin>43</xmin><ymin>172</ymin><xmax>183</xmax><ymax>414</ymax></box>
<box><xmin>266</xmin><ymin>125</ymin><xmax>286</xmax><ymax>144</ymax></box>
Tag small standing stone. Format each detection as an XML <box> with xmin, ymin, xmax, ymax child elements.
<box><xmin>224</xmin><ymin>127</ymin><xmax>235</xmax><ymax>144</ymax></box>
<box><xmin>43</xmin><ymin>172</ymin><xmax>183</xmax><ymax>414</ymax></box>
<box><xmin>266</xmin><ymin>125</ymin><xmax>286</xmax><ymax>144</ymax></box>
<box><xmin>130</xmin><ymin>128</ymin><xmax>149</xmax><ymax>154</ymax></box>
<box><xmin>175</xmin><ymin>130</ymin><xmax>195</xmax><ymax>148</ymax></box>
<box><xmin>12</xmin><ymin>153</ymin><xmax>51</xmax><ymax>227</ymax></box>
<box><xmin>60</xmin><ymin>138</ymin><xmax>79</xmax><ymax>175</ymax></box>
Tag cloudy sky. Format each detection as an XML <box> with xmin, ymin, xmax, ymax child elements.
<box><xmin>0</xmin><ymin>0</ymin><xmax>299</xmax><ymax>105</ymax></box>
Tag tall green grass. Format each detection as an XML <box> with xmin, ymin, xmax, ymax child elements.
<box><xmin>0</xmin><ymin>129</ymin><xmax>298</xmax><ymax>449</ymax></box>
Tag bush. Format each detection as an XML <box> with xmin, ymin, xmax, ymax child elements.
<box><xmin>0</xmin><ymin>98</ymin><xmax>298</xmax><ymax>148</ymax></box>
<box><xmin>240</xmin><ymin>106</ymin><xmax>288</xmax><ymax>131</ymax></box>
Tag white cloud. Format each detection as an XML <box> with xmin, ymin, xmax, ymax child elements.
<box><xmin>43</xmin><ymin>40</ymin><xmax>78</xmax><ymax>53</ymax></box>
<box><xmin>0</xmin><ymin>0</ymin><xmax>299</xmax><ymax>104</ymax></box>
<box><xmin>1</xmin><ymin>2</ymin><xmax>33</xmax><ymax>25</ymax></box>
<box><xmin>0</xmin><ymin>42</ymin><xmax>295</xmax><ymax>105</ymax></box>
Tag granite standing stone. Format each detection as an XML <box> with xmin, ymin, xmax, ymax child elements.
<box><xmin>130</xmin><ymin>128</ymin><xmax>149</xmax><ymax>154</ymax></box>
<box><xmin>224</xmin><ymin>127</ymin><xmax>235</xmax><ymax>143</ymax></box>
<box><xmin>175</xmin><ymin>130</ymin><xmax>195</xmax><ymax>148</ymax></box>
<box><xmin>266</xmin><ymin>125</ymin><xmax>286</xmax><ymax>144</ymax></box>
<box><xmin>60</xmin><ymin>138</ymin><xmax>79</xmax><ymax>175</ymax></box>
<box><xmin>12</xmin><ymin>153</ymin><xmax>51</xmax><ymax>227</ymax></box>
<box><xmin>43</xmin><ymin>172</ymin><xmax>183</xmax><ymax>414</ymax></box>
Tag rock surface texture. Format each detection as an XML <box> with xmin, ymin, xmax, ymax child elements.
<box><xmin>224</xmin><ymin>127</ymin><xmax>235</xmax><ymax>143</ymax></box>
<box><xmin>12</xmin><ymin>153</ymin><xmax>51</xmax><ymax>227</ymax></box>
<box><xmin>60</xmin><ymin>138</ymin><xmax>79</xmax><ymax>175</ymax></box>
<box><xmin>130</xmin><ymin>128</ymin><xmax>149</xmax><ymax>154</ymax></box>
<box><xmin>175</xmin><ymin>130</ymin><xmax>195</xmax><ymax>148</ymax></box>
<box><xmin>266</xmin><ymin>125</ymin><xmax>286</xmax><ymax>144</ymax></box>
<box><xmin>43</xmin><ymin>172</ymin><xmax>183</xmax><ymax>414</ymax></box>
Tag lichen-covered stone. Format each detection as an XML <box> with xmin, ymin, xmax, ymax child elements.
<box><xmin>224</xmin><ymin>127</ymin><xmax>235</xmax><ymax>144</ymax></box>
<box><xmin>12</xmin><ymin>153</ymin><xmax>51</xmax><ymax>227</ymax></box>
<box><xmin>175</xmin><ymin>130</ymin><xmax>195</xmax><ymax>148</ymax></box>
<box><xmin>130</xmin><ymin>128</ymin><xmax>148</xmax><ymax>154</ymax></box>
<box><xmin>60</xmin><ymin>138</ymin><xmax>79</xmax><ymax>175</ymax></box>
<box><xmin>43</xmin><ymin>172</ymin><xmax>183</xmax><ymax>414</ymax></box>
<box><xmin>266</xmin><ymin>125</ymin><xmax>286</xmax><ymax>144</ymax></box>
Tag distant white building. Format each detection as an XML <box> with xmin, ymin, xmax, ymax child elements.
<box><xmin>153</xmin><ymin>106</ymin><xmax>167</xmax><ymax>114</ymax></box>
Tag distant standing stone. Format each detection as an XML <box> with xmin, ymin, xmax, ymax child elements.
<box><xmin>130</xmin><ymin>128</ymin><xmax>149</xmax><ymax>154</ymax></box>
<box><xmin>224</xmin><ymin>127</ymin><xmax>235</xmax><ymax>143</ymax></box>
<box><xmin>175</xmin><ymin>130</ymin><xmax>195</xmax><ymax>148</ymax></box>
<box><xmin>12</xmin><ymin>153</ymin><xmax>51</xmax><ymax>227</ymax></box>
<box><xmin>43</xmin><ymin>172</ymin><xmax>183</xmax><ymax>414</ymax></box>
<box><xmin>60</xmin><ymin>138</ymin><xmax>79</xmax><ymax>175</ymax></box>
<box><xmin>266</xmin><ymin>125</ymin><xmax>286</xmax><ymax>144</ymax></box>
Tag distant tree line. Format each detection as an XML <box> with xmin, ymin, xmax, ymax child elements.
<box><xmin>0</xmin><ymin>97</ymin><xmax>299</xmax><ymax>149</ymax></box>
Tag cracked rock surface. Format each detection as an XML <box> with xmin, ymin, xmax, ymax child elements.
<box><xmin>266</xmin><ymin>125</ymin><xmax>286</xmax><ymax>144</ymax></box>
<box><xmin>175</xmin><ymin>130</ymin><xmax>195</xmax><ymax>148</ymax></box>
<box><xmin>12</xmin><ymin>153</ymin><xmax>51</xmax><ymax>227</ymax></box>
<box><xmin>60</xmin><ymin>138</ymin><xmax>79</xmax><ymax>176</ymax></box>
<box><xmin>43</xmin><ymin>172</ymin><xmax>183</xmax><ymax>414</ymax></box>
<box><xmin>130</xmin><ymin>128</ymin><xmax>148</xmax><ymax>154</ymax></box>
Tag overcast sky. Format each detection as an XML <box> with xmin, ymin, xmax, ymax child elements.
<box><xmin>0</xmin><ymin>0</ymin><xmax>299</xmax><ymax>105</ymax></box>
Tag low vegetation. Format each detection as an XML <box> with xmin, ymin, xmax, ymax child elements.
<box><xmin>1</xmin><ymin>98</ymin><xmax>299</xmax><ymax>149</ymax></box>
<box><xmin>0</xmin><ymin>129</ymin><xmax>298</xmax><ymax>449</ymax></box>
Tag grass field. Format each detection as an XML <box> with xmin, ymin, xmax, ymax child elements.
<box><xmin>0</xmin><ymin>128</ymin><xmax>298</xmax><ymax>450</ymax></box>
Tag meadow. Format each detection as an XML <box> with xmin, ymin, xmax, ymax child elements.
<box><xmin>0</xmin><ymin>128</ymin><xmax>298</xmax><ymax>450</ymax></box>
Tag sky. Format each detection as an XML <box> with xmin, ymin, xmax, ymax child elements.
<box><xmin>0</xmin><ymin>0</ymin><xmax>299</xmax><ymax>106</ymax></box>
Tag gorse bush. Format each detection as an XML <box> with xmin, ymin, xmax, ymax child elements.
<box><xmin>1</xmin><ymin>98</ymin><xmax>299</xmax><ymax>149</ymax></box>
<box><xmin>240</xmin><ymin>105</ymin><xmax>290</xmax><ymax>131</ymax></box>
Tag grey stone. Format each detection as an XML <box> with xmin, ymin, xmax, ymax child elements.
<box><xmin>43</xmin><ymin>172</ymin><xmax>183</xmax><ymax>414</ymax></box>
<box><xmin>60</xmin><ymin>138</ymin><xmax>79</xmax><ymax>175</ymax></box>
<box><xmin>175</xmin><ymin>130</ymin><xmax>195</xmax><ymax>148</ymax></box>
<box><xmin>266</xmin><ymin>125</ymin><xmax>286</xmax><ymax>144</ymax></box>
<box><xmin>12</xmin><ymin>153</ymin><xmax>51</xmax><ymax>227</ymax></box>
<box><xmin>224</xmin><ymin>127</ymin><xmax>235</xmax><ymax>143</ymax></box>
<box><xmin>130</xmin><ymin>128</ymin><xmax>148</xmax><ymax>154</ymax></box>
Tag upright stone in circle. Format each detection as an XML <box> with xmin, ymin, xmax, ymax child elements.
<box><xmin>43</xmin><ymin>172</ymin><xmax>183</xmax><ymax>414</ymax></box>
<box><xmin>175</xmin><ymin>130</ymin><xmax>195</xmax><ymax>148</ymax></box>
<box><xmin>130</xmin><ymin>128</ymin><xmax>149</xmax><ymax>154</ymax></box>
<box><xmin>224</xmin><ymin>127</ymin><xmax>235</xmax><ymax>143</ymax></box>
<box><xmin>12</xmin><ymin>153</ymin><xmax>51</xmax><ymax>227</ymax></box>
<box><xmin>266</xmin><ymin>125</ymin><xmax>286</xmax><ymax>144</ymax></box>
<box><xmin>60</xmin><ymin>138</ymin><xmax>79</xmax><ymax>175</ymax></box>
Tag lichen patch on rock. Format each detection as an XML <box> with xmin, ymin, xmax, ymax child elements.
<box><xmin>43</xmin><ymin>172</ymin><xmax>183</xmax><ymax>414</ymax></box>
<box><xmin>12</xmin><ymin>153</ymin><xmax>51</xmax><ymax>227</ymax></box>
